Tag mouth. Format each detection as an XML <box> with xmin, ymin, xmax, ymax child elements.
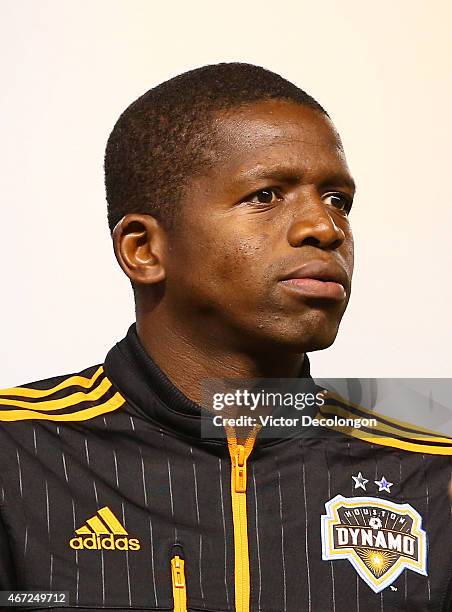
<box><xmin>278</xmin><ymin>260</ymin><xmax>349</xmax><ymax>301</ymax></box>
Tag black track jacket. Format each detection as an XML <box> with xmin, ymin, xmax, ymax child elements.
<box><xmin>1</xmin><ymin>325</ymin><xmax>451</xmax><ymax>612</ymax></box>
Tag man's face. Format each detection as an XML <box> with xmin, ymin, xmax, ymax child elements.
<box><xmin>163</xmin><ymin>100</ymin><xmax>355</xmax><ymax>354</ymax></box>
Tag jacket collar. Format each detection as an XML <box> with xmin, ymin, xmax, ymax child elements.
<box><xmin>104</xmin><ymin>324</ymin><xmax>316</xmax><ymax>448</ymax></box>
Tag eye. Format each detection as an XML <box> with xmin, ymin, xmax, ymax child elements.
<box><xmin>244</xmin><ymin>188</ymin><xmax>282</xmax><ymax>205</ymax></box>
<box><xmin>323</xmin><ymin>192</ymin><xmax>353</xmax><ymax>214</ymax></box>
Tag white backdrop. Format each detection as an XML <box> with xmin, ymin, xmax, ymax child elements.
<box><xmin>1</xmin><ymin>0</ymin><xmax>451</xmax><ymax>386</ymax></box>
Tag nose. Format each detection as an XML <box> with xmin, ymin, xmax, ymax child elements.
<box><xmin>287</xmin><ymin>191</ymin><xmax>346</xmax><ymax>250</ymax></box>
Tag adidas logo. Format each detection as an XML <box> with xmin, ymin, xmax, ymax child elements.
<box><xmin>69</xmin><ymin>506</ymin><xmax>141</xmax><ymax>551</ymax></box>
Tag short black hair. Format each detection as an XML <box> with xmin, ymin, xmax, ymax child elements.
<box><xmin>105</xmin><ymin>62</ymin><xmax>328</xmax><ymax>232</ymax></box>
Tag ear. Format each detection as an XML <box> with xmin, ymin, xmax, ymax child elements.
<box><xmin>112</xmin><ymin>214</ymin><xmax>166</xmax><ymax>285</ymax></box>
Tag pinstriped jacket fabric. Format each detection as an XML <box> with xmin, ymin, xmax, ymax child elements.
<box><xmin>0</xmin><ymin>325</ymin><xmax>451</xmax><ymax>612</ymax></box>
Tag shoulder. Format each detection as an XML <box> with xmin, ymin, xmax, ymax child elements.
<box><xmin>319</xmin><ymin>389</ymin><xmax>452</xmax><ymax>456</ymax></box>
<box><xmin>0</xmin><ymin>364</ymin><xmax>126</xmax><ymax>424</ymax></box>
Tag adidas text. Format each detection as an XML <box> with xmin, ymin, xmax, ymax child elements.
<box><xmin>70</xmin><ymin>533</ymin><xmax>141</xmax><ymax>551</ymax></box>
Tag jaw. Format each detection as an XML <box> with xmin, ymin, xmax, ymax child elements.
<box><xmin>243</xmin><ymin>302</ymin><xmax>347</xmax><ymax>353</ymax></box>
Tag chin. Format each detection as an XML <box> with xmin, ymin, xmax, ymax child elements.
<box><xmin>249</xmin><ymin>328</ymin><xmax>338</xmax><ymax>356</ymax></box>
<box><xmin>288</xmin><ymin>334</ymin><xmax>337</xmax><ymax>353</ymax></box>
<box><xmin>271</xmin><ymin>319</ymin><xmax>341</xmax><ymax>353</ymax></box>
<box><xmin>239</xmin><ymin>308</ymin><xmax>344</xmax><ymax>353</ymax></box>
<box><xmin>301</xmin><ymin>334</ymin><xmax>338</xmax><ymax>353</ymax></box>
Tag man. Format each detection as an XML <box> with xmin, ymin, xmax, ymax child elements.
<box><xmin>0</xmin><ymin>63</ymin><xmax>451</xmax><ymax>612</ymax></box>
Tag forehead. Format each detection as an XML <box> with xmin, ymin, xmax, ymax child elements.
<box><xmin>210</xmin><ymin>100</ymin><xmax>350</xmax><ymax>181</ymax></box>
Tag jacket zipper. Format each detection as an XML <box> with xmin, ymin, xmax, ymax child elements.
<box><xmin>171</xmin><ymin>553</ymin><xmax>187</xmax><ymax>612</ymax></box>
<box><xmin>226</xmin><ymin>424</ymin><xmax>260</xmax><ymax>612</ymax></box>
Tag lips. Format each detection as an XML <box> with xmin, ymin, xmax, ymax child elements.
<box><xmin>279</xmin><ymin>260</ymin><xmax>349</xmax><ymax>300</ymax></box>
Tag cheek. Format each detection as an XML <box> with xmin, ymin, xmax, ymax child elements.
<box><xmin>186</xmin><ymin>212</ymin><xmax>267</xmax><ymax>271</ymax></box>
<box><xmin>345</xmin><ymin>234</ymin><xmax>354</xmax><ymax>275</ymax></box>
<box><xmin>167</xmin><ymin>224</ymin><xmax>269</xmax><ymax>298</ymax></box>
<box><xmin>215</xmin><ymin>234</ymin><xmax>271</xmax><ymax>286</ymax></box>
<box><xmin>336</xmin><ymin>224</ymin><xmax>354</xmax><ymax>275</ymax></box>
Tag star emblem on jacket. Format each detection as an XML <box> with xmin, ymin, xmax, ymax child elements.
<box><xmin>375</xmin><ymin>476</ymin><xmax>393</xmax><ymax>493</ymax></box>
<box><xmin>352</xmin><ymin>472</ymin><xmax>369</xmax><ymax>490</ymax></box>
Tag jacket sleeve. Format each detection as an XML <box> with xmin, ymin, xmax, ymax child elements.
<box><xmin>0</xmin><ymin>478</ymin><xmax>16</xmax><ymax>589</ymax></box>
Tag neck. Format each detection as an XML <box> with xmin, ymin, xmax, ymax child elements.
<box><xmin>136</xmin><ymin>312</ymin><xmax>306</xmax><ymax>406</ymax></box>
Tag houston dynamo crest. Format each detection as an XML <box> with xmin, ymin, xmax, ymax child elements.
<box><xmin>321</xmin><ymin>495</ymin><xmax>427</xmax><ymax>592</ymax></box>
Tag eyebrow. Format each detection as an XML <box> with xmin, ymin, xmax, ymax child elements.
<box><xmin>236</xmin><ymin>166</ymin><xmax>356</xmax><ymax>192</ymax></box>
<box><xmin>318</xmin><ymin>172</ymin><xmax>356</xmax><ymax>193</ymax></box>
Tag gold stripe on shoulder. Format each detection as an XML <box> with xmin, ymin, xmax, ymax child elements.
<box><xmin>0</xmin><ymin>367</ymin><xmax>104</xmax><ymax>399</ymax></box>
<box><xmin>322</xmin><ymin>422</ymin><xmax>452</xmax><ymax>455</ymax></box>
<box><xmin>0</xmin><ymin>392</ymin><xmax>126</xmax><ymax>422</ymax></box>
<box><xmin>324</xmin><ymin>390</ymin><xmax>452</xmax><ymax>442</ymax></box>
<box><xmin>320</xmin><ymin>403</ymin><xmax>452</xmax><ymax>445</ymax></box>
<box><xmin>0</xmin><ymin>376</ymin><xmax>112</xmax><ymax>412</ymax></box>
